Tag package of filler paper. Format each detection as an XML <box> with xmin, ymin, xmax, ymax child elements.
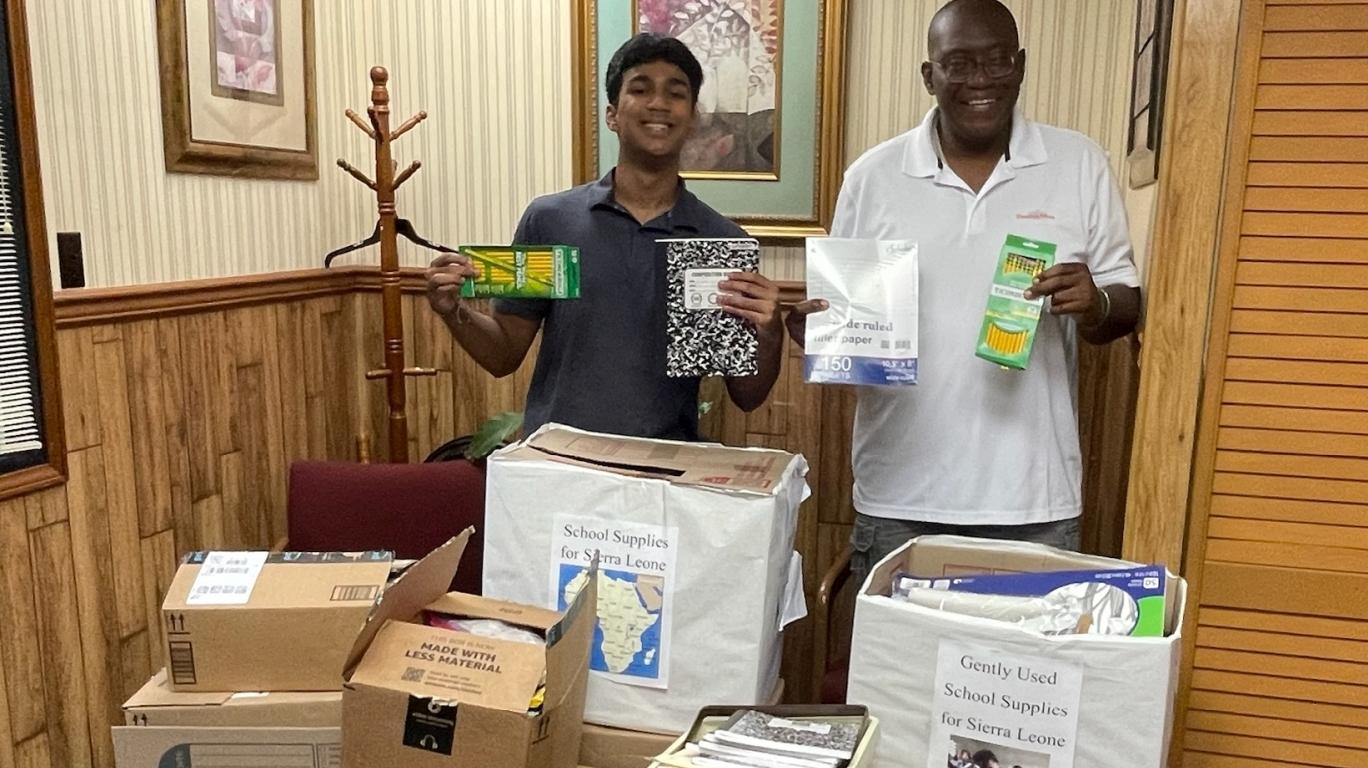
<box><xmin>803</xmin><ymin>238</ymin><xmax>919</xmax><ymax>386</ymax></box>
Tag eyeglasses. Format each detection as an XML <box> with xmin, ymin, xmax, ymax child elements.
<box><xmin>929</xmin><ymin>51</ymin><xmax>1021</xmax><ymax>83</ymax></box>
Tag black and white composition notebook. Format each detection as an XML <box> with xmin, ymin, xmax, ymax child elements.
<box><xmin>663</xmin><ymin>238</ymin><xmax>762</xmax><ymax>378</ymax></box>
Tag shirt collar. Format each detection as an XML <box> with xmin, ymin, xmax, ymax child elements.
<box><xmin>902</xmin><ymin>107</ymin><xmax>1048</xmax><ymax>178</ymax></box>
<box><xmin>588</xmin><ymin>168</ymin><xmax>704</xmax><ymax>231</ymax></box>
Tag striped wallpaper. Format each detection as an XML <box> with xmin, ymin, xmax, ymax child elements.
<box><xmin>27</xmin><ymin>0</ymin><xmax>1135</xmax><ymax>288</ymax></box>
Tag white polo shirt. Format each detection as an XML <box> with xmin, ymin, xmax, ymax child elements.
<box><xmin>833</xmin><ymin>109</ymin><xmax>1140</xmax><ymax>525</ymax></box>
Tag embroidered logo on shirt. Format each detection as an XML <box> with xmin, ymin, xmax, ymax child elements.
<box><xmin>1016</xmin><ymin>210</ymin><xmax>1056</xmax><ymax>220</ymax></box>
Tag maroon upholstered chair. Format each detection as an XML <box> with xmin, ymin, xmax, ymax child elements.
<box><xmin>285</xmin><ymin>460</ymin><xmax>486</xmax><ymax>595</ymax></box>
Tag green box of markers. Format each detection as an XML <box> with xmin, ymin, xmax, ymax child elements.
<box><xmin>458</xmin><ymin>244</ymin><xmax>581</xmax><ymax>299</ymax></box>
<box><xmin>975</xmin><ymin>234</ymin><xmax>1057</xmax><ymax>370</ymax></box>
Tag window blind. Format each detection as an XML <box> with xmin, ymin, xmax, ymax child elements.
<box><xmin>0</xmin><ymin>9</ymin><xmax>48</xmax><ymax>473</ymax></box>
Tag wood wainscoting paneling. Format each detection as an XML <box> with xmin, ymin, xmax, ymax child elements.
<box><xmin>7</xmin><ymin>272</ymin><xmax>450</xmax><ymax>768</ymax></box>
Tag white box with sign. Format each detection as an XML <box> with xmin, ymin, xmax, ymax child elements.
<box><xmin>846</xmin><ymin>536</ymin><xmax>1185</xmax><ymax>768</ymax></box>
<box><xmin>483</xmin><ymin>424</ymin><xmax>809</xmax><ymax>734</ymax></box>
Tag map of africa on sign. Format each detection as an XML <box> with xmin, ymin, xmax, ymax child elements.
<box><xmin>560</xmin><ymin>565</ymin><xmax>668</xmax><ymax>687</ymax></box>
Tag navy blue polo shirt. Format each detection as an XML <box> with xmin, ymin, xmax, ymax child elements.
<box><xmin>494</xmin><ymin>170</ymin><xmax>746</xmax><ymax>441</ymax></box>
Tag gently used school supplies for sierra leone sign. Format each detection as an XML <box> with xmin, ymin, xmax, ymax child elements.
<box><xmin>928</xmin><ymin>639</ymin><xmax>1084</xmax><ymax>768</ymax></box>
<box><xmin>664</xmin><ymin>238</ymin><xmax>761</xmax><ymax>378</ymax></box>
<box><xmin>976</xmin><ymin>235</ymin><xmax>1057</xmax><ymax>369</ymax></box>
<box><xmin>803</xmin><ymin>238</ymin><xmax>919</xmax><ymax>385</ymax></box>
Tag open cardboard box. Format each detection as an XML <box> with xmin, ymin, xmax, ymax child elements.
<box><xmin>341</xmin><ymin>530</ymin><xmax>597</xmax><ymax>768</ymax></box>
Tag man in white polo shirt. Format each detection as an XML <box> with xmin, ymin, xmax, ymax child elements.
<box><xmin>788</xmin><ymin>0</ymin><xmax>1142</xmax><ymax>584</ymax></box>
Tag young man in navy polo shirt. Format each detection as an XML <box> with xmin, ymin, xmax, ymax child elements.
<box><xmin>425</xmin><ymin>34</ymin><xmax>784</xmax><ymax>441</ymax></box>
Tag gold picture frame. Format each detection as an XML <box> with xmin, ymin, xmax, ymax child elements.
<box><xmin>156</xmin><ymin>0</ymin><xmax>318</xmax><ymax>180</ymax></box>
<box><xmin>573</xmin><ymin>0</ymin><xmax>849</xmax><ymax>239</ymax></box>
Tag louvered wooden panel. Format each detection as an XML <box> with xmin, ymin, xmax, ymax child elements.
<box><xmin>1209</xmin><ymin>494</ymin><xmax>1368</xmax><ymax>526</ymax></box>
<box><xmin>1229</xmin><ymin>308</ymin><xmax>1368</xmax><ymax>336</ymax></box>
<box><xmin>1219</xmin><ymin>403</ymin><xmax>1368</xmax><ymax>433</ymax></box>
<box><xmin>1217</xmin><ymin>426</ymin><xmax>1368</xmax><ymax>456</ymax></box>
<box><xmin>1239</xmin><ymin>236</ymin><xmax>1368</xmax><ymax>262</ymax></box>
<box><xmin>1183</xmin><ymin>10</ymin><xmax>1368</xmax><ymax>757</ymax></box>
<box><xmin>1245</xmin><ymin>162</ymin><xmax>1368</xmax><ymax>186</ymax></box>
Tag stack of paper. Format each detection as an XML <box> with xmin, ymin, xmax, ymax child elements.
<box><xmin>689</xmin><ymin>710</ymin><xmax>860</xmax><ymax>768</ymax></box>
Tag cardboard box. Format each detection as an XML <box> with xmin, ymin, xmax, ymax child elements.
<box><xmin>161</xmin><ymin>549</ymin><xmax>395</xmax><ymax>692</ymax></box>
<box><xmin>122</xmin><ymin>668</ymin><xmax>341</xmax><ymax>727</ymax></box>
<box><xmin>579</xmin><ymin>679</ymin><xmax>786</xmax><ymax>768</ymax></box>
<box><xmin>847</xmin><ymin>536</ymin><xmax>1186</xmax><ymax>768</ymax></box>
<box><xmin>483</xmin><ymin>425</ymin><xmax>809</xmax><ymax>734</ymax></box>
<box><xmin>649</xmin><ymin>706</ymin><xmax>880</xmax><ymax>768</ymax></box>
<box><xmin>341</xmin><ymin>530</ymin><xmax>596</xmax><ymax>768</ymax></box>
<box><xmin>114</xmin><ymin>669</ymin><xmax>343</xmax><ymax>768</ymax></box>
<box><xmin>113</xmin><ymin>726</ymin><xmax>340</xmax><ymax>768</ymax></box>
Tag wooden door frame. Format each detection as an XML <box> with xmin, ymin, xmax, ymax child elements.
<box><xmin>1122</xmin><ymin>0</ymin><xmax>1247</xmax><ymax>568</ymax></box>
<box><xmin>1120</xmin><ymin>0</ymin><xmax>1257</xmax><ymax>761</ymax></box>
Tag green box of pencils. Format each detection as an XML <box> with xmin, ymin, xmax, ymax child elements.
<box><xmin>459</xmin><ymin>245</ymin><xmax>581</xmax><ymax>299</ymax></box>
<box><xmin>975</xmin><ymin>234</ymin><xmax>1057</xmax><ymax>370</ymax></box>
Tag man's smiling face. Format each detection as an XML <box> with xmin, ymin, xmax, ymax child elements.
<box><xmin>921</xmin><ymin>1</ymin><xmax>1025</xmax><ymax>151</ymax></box>
<box><xmin>606</xmin><ymin>60</ymin><xmax>697</xmax><ymax>161</ymax></box>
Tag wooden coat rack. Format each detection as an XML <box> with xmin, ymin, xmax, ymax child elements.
<box><xmin>337</xmin><ymin>67</ymin><xmax>436</xmax><ymax>463</ymax></box>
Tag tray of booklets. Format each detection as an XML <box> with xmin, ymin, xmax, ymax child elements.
<box><xmin>650</xmin><ymin>704</ymin><xmax>879</xmax><ymax>768</ymax></box>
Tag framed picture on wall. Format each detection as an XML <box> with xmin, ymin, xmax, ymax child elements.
<box><xmin>572</xmin><ymin>0</ymin><xmax>850</xmax><ymax>238</ymax></box>
<box><xmin>155</xmin><ymin>0</ymin><xmax>317</xmax><ymax>180</ymax></box>
<box><xmin>1127</xmin><ymin>0</ymin><xmax>1173</xmax><ymax>189</ymax></box>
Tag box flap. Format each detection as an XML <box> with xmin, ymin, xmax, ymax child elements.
<box><xmin>543</xmin><ymin>560</ymin><xmax>597</xmax><ymax>708</ymax></box>
<box><xmin>163</xmin><ymin>550</ymin><xmax>393</xmax><ymax>611</ymax></box>
<box><xmin>123</xmin><ymin>669</ymin><xmax>342</xmax><ymax>727</ymax></box>
<box><xmin>424</xmin><ymin>592</ymin><xmax>565</xmax><ymax>631</ymax></box>
<box><xmin>123</xmin><ymin>669</ymin><xmax>231</xmax><ymax>710</ymax></box>
<box><xmin>507</xmin><ymin>423</ymin><xmax>798</xmax><ymax>494</ymax></box>
<box><xmin>348</xmin><ymin>620</ymin><xmax>546</xmax><ymax>712</ymax></box>
<box><xmin>344</xmin><ymin>531</ymin><xmax>470</xmax><ymax>674</ymax></box>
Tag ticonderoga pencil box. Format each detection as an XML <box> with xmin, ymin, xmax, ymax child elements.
<box><xmin>459</xmin><ymin>245</ymin><xmax>581</xmax><ymax>299</ymax></box>
<box><xmin>894</xmin><ymin>565</ymin><xmax>1168</xmax><ymax>637</ymax></box>
<box><xmin>975</xmin><ymin>235</ymin><xmax>1056</xmax><ymax>369</ymax></box>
